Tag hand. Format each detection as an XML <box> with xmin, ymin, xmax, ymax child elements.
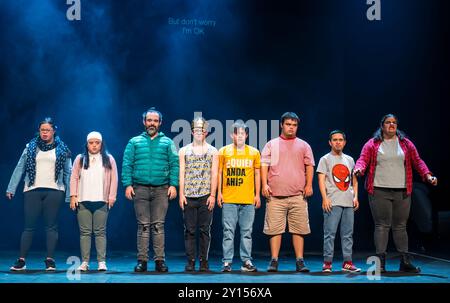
<box><xmin>6</xmin><ymin>192</ymin><xmax>13</xmax><ymax>200</ymax></box>
<box><xmin>70</xmin><ymin>196</ymin><xmax>78</xmax><ymax>211</ymax></box>
<box><xmin>107</xmin><ymin>199</ymin><xmax>115</xmax><ymax>210</ymax></box>
<box><xmin>353</xmin><ymin>168</ymin><xmax>363</xmax><ymax>177</ymax></box>
<box><xmin>168</xmin><ymin>186</ymin><xmax>177</xmax><ymax>200</ymax></box>
<box><xmin>426</xmin><ymin>174</ymin><xmax>438</xmax><ymax>186</ymax></box>
<box><xmin>322</xmin><ymin>198</ymin><xmax>332</xmax><ymax>213</ymax></box>
<box><xmin>217</xmin><ymin>193</ymin><xmax>223</xmax><ymax>208</ymax></box>
<box><xmin>254</xmin><ymin>195</ymin><xmax>261</xmax><ymax>209</ymax></box>
<box><xmin>353</xmin><ymin>198</ymin><xmax>359</xmax><ymax>211</ymax></box>
<box><xmin>206</xmin><ymin>195</ymin><xmax>215</xmax><ymax>211</ymax></box>
<box><xmin>304</xmin><ymin>185</ymin><xmax>313</xmax><ymax>198</ymax></box>
<box><xmin>179</xmin><ymin>194</ymin><xmax>187</xmax><ymax>210</ymax></box>
<box><xmin>262</xmin><ymin>184</ymin><xmax>272</xmax><ymax>198</ymax></box>
<box><xmin>125</xmin><ymin>186</ymin><xmax>135</xmax><ymax>200</ymax></box>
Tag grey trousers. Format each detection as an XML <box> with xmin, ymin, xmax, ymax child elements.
<box><xmin>77</xmin><ymin>202</ymin><xmax>109</xmax><ymax>262</ymax></box>
<box><xmin>369</xmin><ymin>187</ymin><xmax>411</xmax><ymax>254</ymax></box>
<box><xmin>133</xmin><ymin>184</ymin><xmax>169</xmax><ymax>261</ymax></box>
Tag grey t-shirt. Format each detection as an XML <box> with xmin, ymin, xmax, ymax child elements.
<box><xmin>374</xmin><ymin>138</ymin><xmax>406</xmax><ymax>189</ymax></box>
<box><xmin>316</xmin><ymin>152</ymin><xmax>355</xmax><ymax>207</ymax></box>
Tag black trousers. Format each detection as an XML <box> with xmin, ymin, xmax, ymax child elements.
<box><xmin>20</xmin><ymin>188</ymin><xmax>64</xmax><ymax>259</ymax></box>
<box><xmin>183</xmin><ymin>195</ymin><xmax>213</xmax><ymax>261</ymax></box>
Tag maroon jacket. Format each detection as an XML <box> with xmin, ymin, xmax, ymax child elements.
<box><xmin>354</xmin><ymin>137</ymin><xmax>431</xmax><ymax>196</ymax></box>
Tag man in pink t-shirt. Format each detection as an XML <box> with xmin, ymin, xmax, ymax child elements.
<box><xmin>261</xmin><ymin>112</ymin><xmax>315</xmax><ymax>273</ymax></box>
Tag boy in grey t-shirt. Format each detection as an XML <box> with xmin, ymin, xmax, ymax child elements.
<box><xmin>317</xmin><ymin>130</ymin><xmax>360</xmax><ymax>273</ymax></box>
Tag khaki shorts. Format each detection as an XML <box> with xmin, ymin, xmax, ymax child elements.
<box><xmin>263</xmin><ymin>194</ymin><xmax>311</xmax><ymax>235</ymax></box>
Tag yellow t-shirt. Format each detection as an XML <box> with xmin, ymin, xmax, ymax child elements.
<box><xmin>219</xmin><ymin>144</ymin><xmax>261</xmax><ymax>204</ymax></box>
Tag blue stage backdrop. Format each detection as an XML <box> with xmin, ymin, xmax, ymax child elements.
<box><xmin>0</xmin><ymin>0</ymin><xmax>448</xmax><ymax>254</ymax></box>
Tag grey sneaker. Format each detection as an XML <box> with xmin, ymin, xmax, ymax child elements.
<box><xmin>296</xmin><ymin>259</ymin><xmax>310</xmax><ymax>273</ymax></box>
<box><xmin>267</xmin><ymin>259</ymin><xmax>279</xmax><ymax>272</ymax></box>
<box><xmin>221</xmin><ymin>262</ymin><xmax>232</xmax><ymax>272</ymax></box>
<box><xmin>241</xmin><ymin>260</ymin><xmax>257</xmax><ymax>272</ymax></box>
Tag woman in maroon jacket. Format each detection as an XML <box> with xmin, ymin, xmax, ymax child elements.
<box><xmin>354</xmin><ymin>114</ymin><xmax>437</xmax><ymax>273</ymax></box>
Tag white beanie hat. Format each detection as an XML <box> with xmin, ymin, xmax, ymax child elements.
<box><xmin>87</xmin><ymin>131</ymin><xmax>102</xmax><ymax>142</ymax></box>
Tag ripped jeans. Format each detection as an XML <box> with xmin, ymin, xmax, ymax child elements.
<box><xmin>133</xmin><ymin>184</ymin><xmax>169</xmax><ymax>261</ymax></box>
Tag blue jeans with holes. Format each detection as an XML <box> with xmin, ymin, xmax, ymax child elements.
<box><xmin>222</xmin><ymin>203</ymin><xmax>255</xmax><ymax>264</ymax></box>
<box><xmin>323</xmin><ymin>206</ymin><xmax>354</xmax><ymax>262</ymax></box>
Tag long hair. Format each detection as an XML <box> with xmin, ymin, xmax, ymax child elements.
<box><xmin>372</xmin><ymin>113</ymin><xmax>406</xmax><ymax>142</ymax></box>
<box><xmin>79</xmin><ymin>140</ymin><xmax>112</xmax><ymax>170</ymax></box>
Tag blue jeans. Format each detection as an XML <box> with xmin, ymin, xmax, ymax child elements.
<box><xmin>323</xmin><ymin>206</ymin><xmax>354</xmax><ymax>262</ymax></box>
<box><xmin>222</xmin><ymin>203</ymin><xmax>255</xmax><ymax>264</ymax></box>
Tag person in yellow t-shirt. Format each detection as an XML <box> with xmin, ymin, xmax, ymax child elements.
<box><xmin>218</xmin><ymin>121</ymin><xmax>261</xmax><ymax>272</ymax></box>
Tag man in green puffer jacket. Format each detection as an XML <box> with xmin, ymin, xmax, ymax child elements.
<box><xmin>122</xmin><ymin>107</ymin><xmax>179</xmax><ymax>273</ymax></box>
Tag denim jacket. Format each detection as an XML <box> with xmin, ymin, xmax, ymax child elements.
<box><xmin>6</xmin><ymin>147</ymin><xmax>72</xmax><ymax>202</ymax></box>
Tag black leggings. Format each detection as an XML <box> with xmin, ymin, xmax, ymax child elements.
<box><xmin>20</xmin><ymin>188</ymin><xmax>64</xmax><ymax>259</ymax></box>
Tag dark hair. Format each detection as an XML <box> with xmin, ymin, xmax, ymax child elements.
<box><xmin>231</xmin><ymin>120</ymin><xmax>249</xmax><ymax>135</ymax></box>
<box><xmin>79</xmin><ymin>140</ymin><xmax>112</xmax><ymax>170</ymax></box>
<box><xmin>373</xmin><ymin>113</ymin><xmax>406</xmax><ymax>141</ymax></box>
<box><xmin>280</xmin><ymin>112</ymin><xmax>300</xmax><ymax>124</ymax></box>
<box><xmin>142</xmin><ymin>107</ymin><xmax>163</xmax><ymax>122</ymax></box>
<box><xmin>38</xmin><ymin>117</ymin><xmax>57</xmax><ymax>131</ymax></box>
<box><xmin>329</xmin><ymin>130</ymin><xmax>346</xmax><ymax>141</ymax></box>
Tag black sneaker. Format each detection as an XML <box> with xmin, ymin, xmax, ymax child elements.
<box><xmin>134</xmin><ymin>260</ymin><xmax>147</xmax><ymax>272</ymax></box>
<box><xmin>296</xmin><ymin>259</ymin><xmax>310</xmax><ymax>273</ymax></box>
<box><xmin>10</xmin><ymin>258</ymin><xmax>26</xmax><ymax>271</ymax></box>
<box><xmin>45</xmin><ymin>258</ymin><xmax>56</xmax><ymax>271</ymax></box>
<box><xmin>399</xmin><ymin>254</ymin><xmax>421</xmax><ymax>273</ymax></box>
<box><xmin>241</xmin><ymin>260</ymin><xmax>257</xmax><ymax>272</ymax></box>
<box><xmin>185</xmin><ymin>259</ymin><xmax>195</xmax><ymax>272</ymax></box>
<box><xmin>267</xmin><ymin>259</ymin><xmax>278</xmax><ymax>272</ymax></box>
<box><xmin>155</xmin><ymin>260</ymin><xmax>168</xmax><ymax>272</ymax></box>
<box><xmin>199</xmin><ymin>259</ymin><xmax>210</xmax><ymax>272</ymax></box>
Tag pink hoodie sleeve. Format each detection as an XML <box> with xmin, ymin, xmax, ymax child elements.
<box><xmin>70</xmin><ymin>155</ymin><xmax>82</xmax><ymax>197</ymax></box>
<box><xmin>354</xmin><ymin>139</ymin><xmax>373</xmax><ymax>175</ymax></box>
<box><xmin>108</xmin><ymin>155</ymin><xmax>118</xmax><ymax>202</ymax></box>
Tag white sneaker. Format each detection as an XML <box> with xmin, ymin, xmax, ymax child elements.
<box><xmin>98</xmin><ymin>261</ymin><xmax>107</xmax><ymax>271</ymax></box>
<box><xmin>77</xmin><ymin>261</ymin><xmax>89</xmax><ymax>272</ymax></box>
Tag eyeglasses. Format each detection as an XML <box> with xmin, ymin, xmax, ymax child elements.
<box><xmin>192</xmin><ymin>129</ymin><xmax>206</xmax><ymax>134</ymax></box>
<box><xmin>39</xmin><ymin>129</ymin><xmax>54</xmax><ymax>133</ymax></box>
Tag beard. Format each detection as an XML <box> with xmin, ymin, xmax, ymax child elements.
<box><xmin>146</xmin><ymin>125</ymin><xmax>159</xmax><ymax>136</ymax></box>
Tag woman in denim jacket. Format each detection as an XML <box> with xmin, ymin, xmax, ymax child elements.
<box><xmin>6</xmin><ymin>117</ymin><xmax>72</xmax><ymax>271</ymax></box>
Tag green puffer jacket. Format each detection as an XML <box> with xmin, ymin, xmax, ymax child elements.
<box><xmin>121</xmin><ymin>132</ymin><xmax>179</xmax><ymax>187</ymax></box>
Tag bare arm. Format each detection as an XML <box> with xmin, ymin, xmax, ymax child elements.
<box><xmin>318</xmin><ymin>173</ymin><xmax>332</xmax><ymax>212</ymax></box>
<box><xmin>178</xmin><ymin>148</ymin><xmax>187</xmax><ymax>209</ymax></box>
<box><xmin>206</xmin><ymin>152</ymin><xmax>219</xmax><ymax>211</ymax></box>
<box><xmin>210</xmin><ymin>152</ymin><xmax>219</xmax><ymax>198</ymax></box>
<box><xmin>217</xmin><ymin>165</ymin><xmax>223</xmax><ymax>208</ymax></box>
<box><xmin>304</xmin><ymin>165</ymin><xmax>314</xmax><ymax>198</ymax></box>
<box><xmin>261</xmin><ymin>165</ymin><xmax>272</xmax><ymax>198</ymax></box>
<box><xmin>254</xmin><ymin>168</ymin><xmax>261</xmax><ymax>209</ymax></box>
<box><xmin>352</xmin><ymin>173</ymin><xmax>359</xmax><ymax>211</ymax></box>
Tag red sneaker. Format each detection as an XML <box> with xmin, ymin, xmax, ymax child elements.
<box><xmin>322</xmin><ymin>261</ymin><xmax>332</xmax><ymax>273</ymax></box>
<box><xmin>342</xmin><ymin>261</ymin><xmax>361</xmax><ymax>273</ymax></box>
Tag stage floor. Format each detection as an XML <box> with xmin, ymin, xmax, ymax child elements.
<box><xmin>1</xmin><ymin>251</ymin><xmax>448</xmax><ymax>283</ymax></box>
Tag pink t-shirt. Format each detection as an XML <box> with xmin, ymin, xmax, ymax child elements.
<box><xmin>261</xmin><ymin>136</ymin><xmax>315</xmax><ymax>197</ymax></box>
